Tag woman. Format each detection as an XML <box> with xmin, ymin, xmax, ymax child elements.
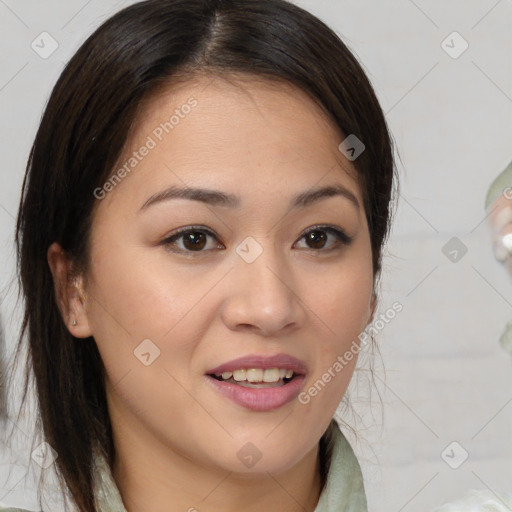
<box><xmin>2</xmin><ymin>0</ymin><xmax>397</xmax><ymax>510</ymax></box>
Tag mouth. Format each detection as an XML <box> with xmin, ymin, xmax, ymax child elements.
<box><xmin>205</xmin><ymin>353</ymin><xmax>307</xmax><ymax>411</ymax></box>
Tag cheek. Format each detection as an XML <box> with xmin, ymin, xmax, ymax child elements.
<box><xmin>317</xmin><ymin>290</ymin><xmax>371</xmax><ymax>384</ymax></box>
<box><xmin>84</xmin><ymin>237</ymin><xmax>220</xmax><ymax>387</ymax></box>
<box><xmin>305</xmin><ymin>245</ymin><xmax>373</xmax><ymax>403</ymax></box>
<box><xmin>85</xmin><ymin>242</ymin><xmax>214</xmax><ymax>442</ymax></box>
<box><xmin>88</xmin><ymin>233</ymin><xmax>216</xmax><ymax>331</ymax></box>
<box><xmin>316</xmin><ymin>253</ymin><xmax>373</xmax><ymax>347</ymax></box>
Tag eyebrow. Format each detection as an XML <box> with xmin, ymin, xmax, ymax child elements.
<box><xmin>139</xmin><ymin>183</ymin><xmax>360</xmax><ymax>212</ymax></box>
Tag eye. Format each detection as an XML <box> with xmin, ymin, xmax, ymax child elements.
<box><xmin>294</xmin><ymin>225</ymin><xmax>353</xmax><ymax>252</ymax></box>
<box><xmin>162</xmin><ymin>226</ymin><xmax>223</xmax><ymax>254</ymax></box>
<box><xmin>161</xmin><ymin>224</ymin><xmax>353</xmax><ymax>256</ymax></box>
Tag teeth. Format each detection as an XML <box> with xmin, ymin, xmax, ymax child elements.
<box><xmin>215</xmin><ymin>368</ymin><xmax>296</xmax><ymax>383</ymax></box>
<box><xmin>247</xmin><ymin>369</ymin><xmax>264</xmax><ymax>382</ymax></box>
<box><xmin>233</xmin><ymin>369</ymin><xmax>246</xmax><ymax>381</ymax></box>
<box><xmin>263</xmin><ymin>368</ymin><xmax>280</xmax><ymax>382</ymax></box>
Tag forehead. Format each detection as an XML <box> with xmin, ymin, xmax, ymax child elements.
<box><xmin>101</xmin><ymin>72</ymin><xmax>362</xmax><ymax>211</ymax></box>
<box><xmin>132</xmin><ymin>73</ymin><xmax>334</xmax><ymax>136</ymax></box>
<box><xmin>132</xmin><ymin>73</ymin><xmax>355</xmax><ymax>163</ymax></box>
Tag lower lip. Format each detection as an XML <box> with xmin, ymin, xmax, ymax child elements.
<box><xmin>205</xmin><ymin>374</ymin><xmax>306</xmax><ymax>411</ymax></box>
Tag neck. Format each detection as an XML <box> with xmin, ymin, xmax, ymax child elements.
<box><xmin>112</xmin><ymin>440</ymin><xmax>323</xmax><ymax>512</ymax></box>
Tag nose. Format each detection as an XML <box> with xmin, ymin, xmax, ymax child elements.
<box><xmin>220</xmin><ymin>239</ymin><xmax>306</xmax><ymax>337</ymax></box>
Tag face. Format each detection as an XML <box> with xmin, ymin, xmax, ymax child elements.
<box><xmin>57</xmin><ymin>74</ymin><xmax>375</xmax><ymax>476</ymax></box>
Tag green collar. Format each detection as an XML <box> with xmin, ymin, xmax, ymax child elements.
<box><xmin>314</xmin><ymin>424</ymin><xmax>367</xmax><ymax>511</ymax></box>
<box><xmin>93</xmin><ymin>425</ymin><xmax>367</xmax><ymax>512</ymax></box>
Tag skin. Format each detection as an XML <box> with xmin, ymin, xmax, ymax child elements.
<box><xmin>48</xmin><ymin>74</ymin><xmax>376</xmax><ymax>512</ymax></box>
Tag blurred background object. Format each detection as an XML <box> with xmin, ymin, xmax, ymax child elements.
<box><xmin>486</xmin><ymin>161</ymin><xmax>512</xmax><ymax>356</ymax></box>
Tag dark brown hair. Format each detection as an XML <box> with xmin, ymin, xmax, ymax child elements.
<box><xmin>6</xmin><ymin>0</ymin><xmax>398</xmax><ymax>510</ymax></box>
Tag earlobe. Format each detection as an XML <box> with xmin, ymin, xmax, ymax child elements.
<box><xmin>47</xmin><ymin>242</ymin><xmax>93</xmax><ymax>339</ymax></box>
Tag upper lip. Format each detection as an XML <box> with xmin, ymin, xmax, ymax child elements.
<box><xmin>206</xmin><ymin>353</ymin><xmax>308</xmax><ymax>375</ymax></box>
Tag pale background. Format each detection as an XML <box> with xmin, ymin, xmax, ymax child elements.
<box><xmin>1</xmin><ymin>0</ymin><xmax>511</xmax><ymax>510</ymax></box>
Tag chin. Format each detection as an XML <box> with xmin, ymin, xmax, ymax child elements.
<box><xmin>208</xmin><ymin>435</ymin><xmax>312</xmax><ymax>476</ymax></box>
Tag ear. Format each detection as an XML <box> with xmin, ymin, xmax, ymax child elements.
<box><xmin>47</xmin><ymin>242</ymin><xmax>93</xmax><ymax>338</ymax></box>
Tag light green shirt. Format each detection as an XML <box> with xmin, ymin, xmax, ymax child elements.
<box><xmin>1</xmin><ymin>425</ymin><xmax>367</xmax><ymax>512</ymax></box>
